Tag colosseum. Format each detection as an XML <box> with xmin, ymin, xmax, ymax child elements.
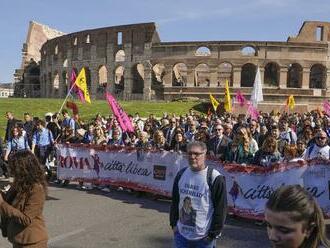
<box><xmin>16</xmin><ymin>21</ymin><xmax>330</xmax><ymax>110</ymax></box>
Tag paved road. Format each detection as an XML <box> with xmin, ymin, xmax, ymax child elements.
<box><xmin>0</xmin><ymin>180</ymin><xmax>271</xmax><ymax>248</ymax></box>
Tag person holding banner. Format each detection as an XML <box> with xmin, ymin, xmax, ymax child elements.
<box><xmin>265</xmin><ymin>185</ymin><xmax>330</xmax><ymax>248</ymax></box>
<box><xmin>170</xmin><ymin>141</ymin><xmax>227</xmax><ymax>248</ymax></box>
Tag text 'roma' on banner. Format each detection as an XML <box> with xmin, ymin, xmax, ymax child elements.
<box><xmin>105</xmin><ymin>92</ymin><xmax>134</xmax><ymax>132</ymax></box>
<box><xmin>75</xmin><ymin>68</ymin><xmax>91</xmax><ymax>103</ymax></box>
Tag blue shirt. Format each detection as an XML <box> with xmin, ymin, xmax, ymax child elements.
<box><xmin>62</xmin><ymin>117</ymin><xmax>76</xmax><ymax>130</ymax></box>
<box><xmin>6</xmin><ymin>135</ymin><xmax>29</xmax><ymax>153</ymax></box>
<box><xmin>32</xmin><ymin>128</ymin><xmax>54</xmax><ymax>146</ymax></box>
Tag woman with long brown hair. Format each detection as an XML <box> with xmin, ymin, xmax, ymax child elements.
<box><xmin>0</xmin><ymin>150</ymin><xmax>48</xmax><ymax>247</ymax></box>
<box><xmin>265</xmin><ymin>185</ymin><xmax>330</xmax><ymax>248</ymax></box>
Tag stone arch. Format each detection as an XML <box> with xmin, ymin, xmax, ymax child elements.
<box><xmin>194</xmin><ymin>64</ymin><xmax>210</xmax><ymax>87</ymax></box>
<box><xmin>98</xmin><ymin>65</ymin><xmax>108</xmax><ymax>86</ymax></box>
<box><xmin>62</xmin><ymin>71</ymin><xmax>68</xmax><ymax>94</ymax></box>
<box><xmin>309</xmin><ymin>64</ymin><xmax>327</xmax><ymax>89</ymax></box>
<box><xmin>218</xmin><ymin>62</ymin><xmax>233</xmax><ymax>86</ymax></box>
<box><xmin>63</xmin><ymin>59</ymin><xmax>68</xmax><ymax>68</ymax></box>
<box><xmin>115</xmin><ymin>50</ymin><xmax>125</xmax><ymax>62</ymax></box>
<box><xmin>97</xmin><ymin>65</ymin><xmax>107</xmax><ymax>96</ymax></box>
<box><xmin>241</xmin><ymin>63</ymin><xmax>257</xmax><ymax>87</ymax></box>
<box><xmin>264</xmin><ymin>62</ymin><xmax>280</xmax><ymax>87</ymax></box>
<box><xmin>53</xmin><ymin>72</ymin><xmax>60</xmax><ymax>90</ymax></box>
<box><xmin>83</xmin><ymin>67</ymin><xmax>92</xmax><ymax>90</ymax></box>
<box><xmin>132</xmin><ymin>63</ymin><xmax>144</xmax><ymax>94</ymax></box>
<box><xmin>172</xmin><ymin>63</ymin><xmax>188</xmax><ymax>86</ymax></box>
<box><xmin>152</xmin><ymin>63</ymin><xmax>165</xmax><ymax>83</ymax></box>
<box><xmin>287</xmin><ymin>63</ymin><xmax>302</xmax><ymax>88</ymax></box>
<box><xmin>241</xmin><ymin>46</ymin><xmax>257</xmax><ymax>56</ymax></box>
<box><xmin>115</xmin><ymin>66</ymin><xmax>125</xmax><ymax>94</ymax></box>
<box><xmin>195</xmin><ymin>46</ymin><xmax>211</xmax><ymax>56</ymax></box>
<box><xmin>86</xmin><ymin>34</ymin><xmax>91</xmax><ymax>44</ymax></box>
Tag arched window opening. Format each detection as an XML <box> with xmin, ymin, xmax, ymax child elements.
<box><xmin>132</xmin><ymin>64</ymin><xmax>144</xmax><ymax>94</ymax></box>
<box><xmin>241</xmin><ymin>63</ymin><xmax>257</xmax><ymax>87</ymax></box>
<box><xmin>63</xmin><ymin>59</ymin><xmax>68</xmax><ymax>68</ymax></box>
<box><xmin>172</xmin><ymin>63</ymin><xmax>187</xmax><ymax>86</ymax></box>
<box><xmin>98</xmin><ymin>65</ymin><xmax>108</xmax><ymax>86</ymax></box>
<box><xmin>241</xmin><ymin>46</ymin><xmax>257</xmax><ymax>56</ymax></box>
<box><xmin>54</xmin><ymin>45</ymin><xmax>58</xmax><ymax>55</ymax></box>
<box><xmin>219</xmin><ymin>62</ymin><xmax>233</xmax><ymax>87</ymax></box>
<box><xmin>115</xmin><ymin>66</ymin><xmax>125</xmax><ymax>93</ymax></box>
<box><xmin>310</xmin><ymin>64</ymin><xmax>326</xmax><ymax>89</ymax></box>
<box><xmin>264</xmin><ymin>62</ymin><xmax>280</xmax><ymax>87</ymax></box>
<box><xmin>62</xmin><ymin>71</ymin><xmax>68</xmax><ymax>94</ymax></box>
<box><xmin>53</xmin><ymin>73</ymin><xmax>60</xmax><ymax>90</ymax></box>
<box><xmin>84</xmin><ymin>67</ymin><xmax>92</xmax><ymax>91</ymax></box>
<box><xmin>86</xmin><ymin>34</ymin><xmax>91</xmax><ymax>44</ymax></box>
<box><xmin>115</xmin><ymin>50</ymin><xmax>125</xmax><ymax>62</ymax></box>
<box><xmin>195</xmin><ymin>46</ymin><xmax>211</xmax><ymax>56</ymax></box>
<box><xmin>287</xmin><ymin>63</ymin><xmax>302</xmax><ymax>88</ymax></box>
<box><xmin>73</xmin><ymin>37</ymin><xmax>78</xmax><ymax>46</ymax></box>
<box><xmin>194</xmin><ymin>64</ymin><xmax>210</xmax><ymax>87</ymax></box>
<box><xmin>152</xmin><ymin>64</ymin><xmax>165</xmax><ymax>83</ymax></box>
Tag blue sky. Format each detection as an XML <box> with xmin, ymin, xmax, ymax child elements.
<box><xmin>0</xmin><ymin>0</ymin><xmax>329</xmax><ymax>83</ymax></box>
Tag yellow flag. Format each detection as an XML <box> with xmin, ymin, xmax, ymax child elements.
<box><xmin>75</xmin><ymin>68</ymin><xmax>91</xmax><ymax>103</ymax></box>
<box><xmin>209</xmin><ymin>94</ymin><xmax>219</xmax><ymax>112</ymax></box>
<box><xmin>287</xmin><ymin>95</ymin><xmax>295</xmax><ymax>110</ymax></box>
<box><xmin>224</xmin><ymin>80</ymin><xmax>232</xmax><ymax>112</ymax></box>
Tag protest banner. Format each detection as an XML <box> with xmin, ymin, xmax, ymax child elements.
<box><xmin>57</xmin><ymin>144</ymin><xmax>330</xmax><ymax>220</ymax></box>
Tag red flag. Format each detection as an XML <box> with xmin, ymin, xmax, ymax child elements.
<box><xmin>66</xmin><ymin>101</ymin><xmax>79</xmax><ymax>115</ymax></box>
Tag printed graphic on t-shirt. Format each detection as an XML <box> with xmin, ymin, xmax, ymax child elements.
<box><xmin>179</xmin><ymin>196</ymin><xmax>196</xmax><ymax>227</ymax></box>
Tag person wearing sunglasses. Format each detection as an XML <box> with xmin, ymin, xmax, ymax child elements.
<box><xmin>303</xmin><ymin>130</ymin><xmax>330</xmax><ymax>160</ymax></box>
<box><xmin>207</xmin><ymin>125</ymin><xmax>232</xmax><ymax>161</ymax></box>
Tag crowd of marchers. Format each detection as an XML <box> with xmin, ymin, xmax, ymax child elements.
<box><xmin>2</xmin><ymin>108</ymin><xmax>330</xmax><ymax>172</ymax></box>
<box><xmin>1</xmin><ymin>109</ymin><xmax>330</xmax><ymax>248</ymax></box>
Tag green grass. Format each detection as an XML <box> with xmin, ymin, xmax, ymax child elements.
<box><xmin>0</xmin><ymin>98</ymin><xmax>203</xmax><ymax>138</ymax></box>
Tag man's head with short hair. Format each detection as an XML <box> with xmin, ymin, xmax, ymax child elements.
<box><xmin>187</xmin><ymin>141</ymin><xmax>207</xmax><ymax>171</ymax></box>
<box><xmin>24</xmin><ymin>112</ymin><xmax>31</xmax><ymax>122</ymax></box>
<box><xmin>62</xmin><ymin>109</ymin><xmax>69</xmax><ymax>118</ymax></box>
<box><xmin>315</xmin><ymin>130</ymin><xmax>328</xmax><ymax>147</ymax></box>
<box><xmin>5</xmin><ymin>111</ymin><xmax>14</xmax><ymax>120</ymax></box>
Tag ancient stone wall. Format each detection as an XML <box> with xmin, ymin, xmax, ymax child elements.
<box><xmin>37</xmin><ymin>21</ymin><xmax>330</xmax><ymax>107</ymax></box>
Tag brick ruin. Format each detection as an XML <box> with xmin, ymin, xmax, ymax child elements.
<box><xmin>16</xmin><ymin>21</ymin><xmax>330</xmax><ymax>110</ymax></box>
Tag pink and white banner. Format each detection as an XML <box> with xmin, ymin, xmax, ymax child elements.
<box><xmin>57</xmin><ymin>144</ymin><xmax>330</xmax><ymax>220</ymax></box>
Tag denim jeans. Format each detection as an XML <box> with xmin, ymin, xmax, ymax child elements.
<box><xmin>173</xmin><ymin>230</ymin><xmax>216</xmax><ymax>248</ymax></box>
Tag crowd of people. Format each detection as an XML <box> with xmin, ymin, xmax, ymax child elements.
<box><xmin>2</xmin><ymin>108</ymin><xmax>330</xmax><ymax>174</ymax></box>
<box><xmin>1</xmin><ymin>108</ymin><xmax>330</xmax><ymax>248</ymax></box>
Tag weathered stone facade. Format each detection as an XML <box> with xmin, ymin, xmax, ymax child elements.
<box><xmin>14</xmin><ymin>21</ymin><xmax>64</xmax><ymax>97</ymax></box>
<box><xmin>36</xmin><ymin>21</ymin><xmax>330</xmax><ymax>108</ymax></box>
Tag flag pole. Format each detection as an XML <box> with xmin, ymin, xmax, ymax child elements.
<box><xmin>58</xmin><ymin>82</ymin><xmax>76</xmax><ymax>114</ymax></box>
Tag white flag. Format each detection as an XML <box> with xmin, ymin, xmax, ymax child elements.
<box><xmin>250</xmin><ymin>66</ymin><xmax>263</xmax><ymax>107</ymax></box>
